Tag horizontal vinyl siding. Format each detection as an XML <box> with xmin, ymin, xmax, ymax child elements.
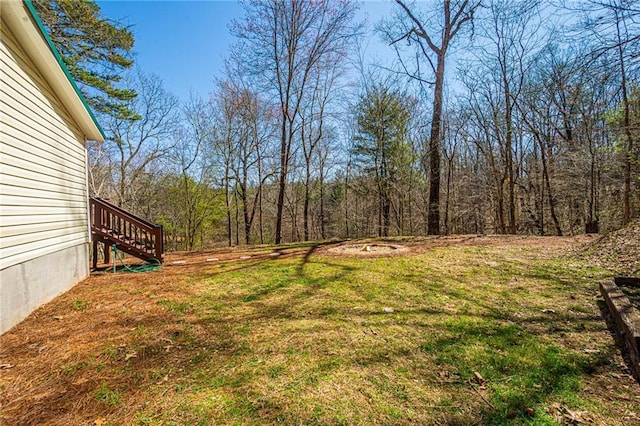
<box><xmin>0</xmin><ymin>213</ymin><xmax>88</xmax><ymax>228</ymax></box>
<box><xmin>1</xmin><ymin>78</ymin><xmax>86</xmax><ymax>158</ymax></box>
<box><xmin>1</xmin><ymin>232</ymin><xmax>87</xmax><ymax>265</ymax></box>
<box><xmin>3</xmin><ymin>110</ymin><xmax>86</xmax><ymax>168</ymax></box>
<box><xmin>0</xmin><ymin>183</ymin><xmax>85</xmax><ymax>204</ymax></box>
<box><xmin>1</xmin><ymin>177</ymin><xmax>87</xmax><ymax>198</ymax></box>
<box><xmin>0</xmin><ymin>22</ymin><xmax>89</xmax><ymax>270</ymax></box>
<box><xmin>0</xmin><ymin>220</ymin><xmax>87</xmax><ymax>239</ymax></box>
<box><xmin>1</xmin><ymin>147</ymin><xmax>87</xmax><ymax>188</ymax></box>
<box><xmin>2</xmin><ymin>226</ymin><xmax>87</xmax><ymax>250</ymax></box>
<box><xmin>0</xmin><ymin>28</ymin><xmax>87</xmax><ymax>153</ymax></box>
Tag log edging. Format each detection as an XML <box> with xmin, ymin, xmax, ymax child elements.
<box><xmin>600</xmin><ymin>278</ymin><xmax>640</xmax><ymax>380</ymax></box>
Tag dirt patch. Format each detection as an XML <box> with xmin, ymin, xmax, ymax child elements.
<box><xmin>327</xmin><ymin>243</ymin><xmax>409</xmax><ymax>257</ymax></box>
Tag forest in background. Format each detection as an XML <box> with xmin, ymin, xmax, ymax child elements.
<box><xmin>37</xmin><ymin>0</ymin><xmax>639</xmax><ymax>251</ymax></box>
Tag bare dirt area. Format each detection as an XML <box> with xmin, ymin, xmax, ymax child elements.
<box><xmin>1</xmin><ymin>234</ymin><xmax>638</xmax><ymax>425</ymax></box>
<box><xmin>326</xmin><ymin>242</ymin><xmax>410</xmax><ymax>256</ymax></box>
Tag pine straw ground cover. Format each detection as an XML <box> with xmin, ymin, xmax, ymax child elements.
<box><xmin>1</xmin><ymin>236</ymin><xmax>639</xmax><ymax>425</ymax></box>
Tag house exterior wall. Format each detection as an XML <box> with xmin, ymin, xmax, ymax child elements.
<box><xmin>0</xmin><ymin>245</ymin><xmax>88</xmax><ymax>333</ymax></box>
<box><xmin>0</xmin><ymin>19</ymin><xmax>90</xmax><ymax>333</ymax></box>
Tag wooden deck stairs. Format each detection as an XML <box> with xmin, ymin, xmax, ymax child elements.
<box><xmin>90</xmin><ymin>197</ymin><xmax>164</xmax><ymax>268</ymax></box>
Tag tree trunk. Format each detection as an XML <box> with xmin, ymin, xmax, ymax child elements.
<box><xmin>319</xmin><ymin>165</ymin><xmax>326</xmax><ymax>240</ymax></box>
<box><xmin>258</xmin><ymin>153</ymin><xmax>265</xmax><ymax>244</ymax></box>
<box><xmin>503</xmin><ymin>75</ymin><xmax>517</xmax><ymax>235</ymax></box>
<box><xmin>444</xmin><ymin>150</ymin><xmax>455</xmax><ymax>235</ymax></box>
<box><xmin>616</xmin><ymin>16</ymin><xmax>633</xmax><ymax>226</ymax></box>
<box><xmin>344</xmin><ymin>160</ymin><xmax>351</xmax><ymax>238</ymax></box>
<box><xmin>242</xmin><ymin>183</ymin><xmax>251</xmax><ymax>245</ymax></box>
<box><xmin>234</xmin><ymin>184</ymin><xmax>240</xmax><ymax>246</ymax></box>
<box><xmin>275</xmin><ymin>117</ymin><xmax>289</xmax><ymax>244</ymax></box>
<box><xmin>538</xmin><ymin>147</ymin><xmax>545</xmax><ymax>236</ymax></box>
<box><xmin>382</xmin><ymin>192</ymin><xmax>391</xmax><ymax>237</ymax></box>
<box><xmin>427</xmin><ymin>52</ymin><xmax>445</xmax><ymax>235</ymax></box>
<box><xmin>303</xmin><ymin>162</ymin><xmax>311</xmax><ymax>241</ymax></box>
<box><xmin>225</xmin><ymin>168</ymin><xmax>232</xmax><ymax>247</ymax></box>
<box><xmin>540</xmin><ymin>141</ymin><xmax>562</xmax><ymax>236</ymax></box>
<box><xmin>586</xmin><ymin>132</ymin><xmax>599</xmax><ymax>233</ymax></box>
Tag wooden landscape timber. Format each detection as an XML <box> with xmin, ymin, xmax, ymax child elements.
<box><xmin>600</xmin><ymin>278</ymin><xmax>640</xmax><ymax>379</ymax></box>
<box><xmin>615</xmin><ymin>276</ymin><xmax>640</xmax><ymax>287</ymax></box>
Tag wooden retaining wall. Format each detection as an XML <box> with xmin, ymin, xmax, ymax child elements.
<box><xmin>600</xmin><ymin>277</ymin><xmax>640</xmax><ymax>380</ymax></box>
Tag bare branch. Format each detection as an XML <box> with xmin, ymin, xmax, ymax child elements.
<box><xmin>394</xmin><ymin>0</ymin><xmax>441</xmax><ymax>54</ymax></box>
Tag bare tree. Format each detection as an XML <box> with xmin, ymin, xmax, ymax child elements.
<box><xmin>300</xmin><ymin>63</ymin><xmax>343</xmax><ymax>241</ymax></box>
<box><xmin>170</xmin><ymin>95</ymin><xmax>220</xmax><ymax>250</ymax></box>
<box><xmin>576</xmin><ymin>0</ymin><xmax>640</xmax><ymax>225</ymax></box>
<box><xmin>382</xmin><ymin>0</ymin><xmax>480</xmax><ymax>235</ymax></box>
<box><xmin>98</xmin><ymin>69</ymin><xmax>180</xmax><ymax>212</ymax></box>
<box><xmin>213</xmin><ymin>75</ymin><xmax>277</xmax><ymax>245</ymax></box>
<box><xmin>611</xmin><ymin>3</ymin><xmax>636</xmax><ymax>225</ymax></box>
<box><xmin>232</xmin><ymin>87</ymin><xmax>274</xmax><ymax>244</ymax></box>
<box><xmin>213</xmin><ymin>81</ymin><xmax>238</xmax><ymax>246</ymax></box>
<box><xmin>457</xmin><ymin>0</ymin><xmax>543</xmax><ymax>234</ymax></box>
<box><xmin>231</xmin><ymin>0</ymin><xmax>359</xmax><ymax>243</ymax></box>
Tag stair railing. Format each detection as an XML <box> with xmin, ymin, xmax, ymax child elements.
<box><xmin>90</xmin><ymin>197</ymin><xmax>164</xmax><ymax>263</ymax></box>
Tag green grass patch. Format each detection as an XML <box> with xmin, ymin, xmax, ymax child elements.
<box><xmin>95</xmin><ymin>382</ymin><xmax>122</xmax><ymax>407</ymax></box>
<box><xmin>135</xmin><ymin>244</ymin><xmax>610</xmax><ymax>424</ymax></box>
<box><xmin>71</xmin><ymin>299</ymin><xmax>90</xmax><ymax>311</ymax></box>
<box><xmin>158</xmin><ymin>298</ymin><xmax>192</xmax><ymax>314</ymax></box>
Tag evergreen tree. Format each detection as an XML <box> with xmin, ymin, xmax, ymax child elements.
<box><xmin>33</xmin><ymin>0</ymin><xmax>137</xmax><ymax>119</ymax></box>
<box><xmin>354</xmin><ymin>85</ymin><xmax>413</xmax><ymax>237</ymax></box>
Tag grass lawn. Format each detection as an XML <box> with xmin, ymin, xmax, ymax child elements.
<box><xmin>1</xmin><ymin>236</ymin><xmax>639</xmax><ymax>425</ymax></box>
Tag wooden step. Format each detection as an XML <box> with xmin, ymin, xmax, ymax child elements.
<box><xmin>90</xmin><ymin>197</ymin><xmax>164</xmax><ymax>268</ymax></box>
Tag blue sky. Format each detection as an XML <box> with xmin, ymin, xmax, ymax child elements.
<box><xmin>98</xmin><ymin>1</ymin><xmax>395</xmax><ymax>101</ymax></box>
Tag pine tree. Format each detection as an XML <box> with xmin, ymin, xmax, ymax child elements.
<box><xmin>354</xmin><ymin>85</ymin><xmax>413</xmax><ymax>237</ymax></box>
<box><xmin>33</xmin><ymin>0</ymin><xmax>137</xmax><ymax>119</ymax></box>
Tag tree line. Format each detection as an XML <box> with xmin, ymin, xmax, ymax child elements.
<box><xmin>37</xmin><ymin>0</ymin><xmax>639</xmax><ymax>251</ymax></box>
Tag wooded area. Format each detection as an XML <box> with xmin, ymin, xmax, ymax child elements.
<box><xmin>40</xmin><ymin>0</ymin><xmax>639</xmax><ymax>251</ymax></box>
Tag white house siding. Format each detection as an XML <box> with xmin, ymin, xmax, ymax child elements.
<box><xmin>0</xmin><ymin>20</ymin><xmax>90</xmax><ymax>333</ymax></box>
